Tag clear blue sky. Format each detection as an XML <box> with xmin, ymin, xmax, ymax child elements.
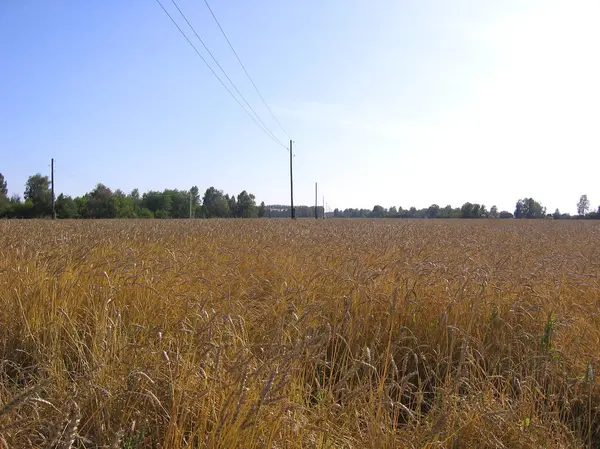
<box><xmin>1</xmin><ymin>0</ymin><xmax>599</xmax><ymax>214</ymax></box>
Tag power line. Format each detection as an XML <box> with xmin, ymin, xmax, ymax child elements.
<box><xmin>169</xmin><ymin>0</ymin><xmax>284</xmax><ymax>147</ymax></box>
<box><xmin>155</xmin><ymin>0</ymin><xmax>288</xmax><ymax>151</ymax></box>
<box><xmin>202</xmin><ymin>0</ymin><xmax>291</xmax><ymax>140</ymax></box>
<box><xmin>156</xmin><ymin>0</ymin><xmax>286</xmax><ymax>150</ymax></box>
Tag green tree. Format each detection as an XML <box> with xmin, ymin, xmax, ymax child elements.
<box><xmin>515</xmin><ymin>200</ymin><xmax>525</xmax><ymax>218</ymax></box>
<box><xmin>371</xmin><ymin>205</ymin><xmax>386</xmax><ymax>218</ymax></box>
<box><xmin>142</xmin><ymin>191</ymin><xmax>171</xmax><ymax>218</ymax></box>
<box><xmin>24</xmin><ymin>174</ymin><xmax>52</xmax><ymax>217</ymax></box>
<box><xmin>0</xmin><ymin>199</ymin><xmax>8</xmax><ymax>218</ymax></box>
<box><xmin>190</xmin><ymin>186</ymin><xmax>201</xmax><ymax>217</ymax></box>
<box><xmin>237</xmin><ymin>190</ymin><xmax>257</xmax><ymax>218</ymax></box>
<box><xmin>137</xmin><ymin>207</ymin><xmax>154</xmax><ymax>218</ymax></box>
<box><xmin>8</xmin><ymin>198</ymin><xmax>34</xmax><ymax>218</ymax></box>
<box><xmin>527</xmin><ymin>198</ymin><xmax>545</xmax><ymax>218</ymax></box>
<box><xmin>114</xmin><ymin>190</ymin><xmax>136</xmax><ymax>218</ymax></box>
<box><xmin>577</xmin><ymin>194</ymin><xmax>590</xmax><ymax>216</ymax></box>
<box><xmin>438</xmin><ymin>205</ymin><xmax>453</xmax><ymax>218</ymax></box>
<box><xmin>553</xmin><ymin>208</ymin><xmax>561</xmax><ymax>220</ymax></box>
<box><xmin>0</xmin><ymin>173</ymin><xmax>8</xmax><ymax>217</ymax></box>
<box><xmin>163</xmin><ymin>189</ymin><xmax>188</xmax><ymax>218</ymax></box>
<box><xmin>55</xmin><ymin>194</ymin><xmax>78</xmax><ymax>218</ymax></box>
<box><xmin>86</xmin><ymin>184</ymin><xmax>117</xmax><ymax>218</ymax></box>
<box><xmin>461</xmin><ymin>202</ymin><xmax>473</xmax><ymax>218</ymax></box>
<box><xmin>129</xmin><ymin>189</ymin><xmax>142</xmax><ymax>215</ymax></box>
<box><xmin>515</xmin><ymin>198</ymin><xmax>545</xmax><ymax>219</ymax></box>
<box><xmin>203</xmin><ymin>187</ymin><xmax>230</xmax><ymax>218</ymax></box>
<box><xmin>478</xmin><ymin>204</ymin><xmax>489</xmax><ymax>218</ymax></box>
<box><xmin>0</xmin><ymin>173</ymin><xmax>7</xmax><ymax>197</ymax></box>
<box><xmin>427</xmin><ymin>204</ymin><xmax>440</xmax><ymax>218</ymax></box>
<box><xmin>74</xmin><ymin>196</ymin><xmax>87</xmax><ymax>217</ymax></box>
<box><xmin>154</xmin><ymin>209</ymin><xmax>169</xmax><ymax>219</ymax></box>
<box><xmin>586</xmin><ymin>208</ymin><xmax>600</xmax><ymax>219</ymax></box>
<box><xmin>258</xmin><ymin>201</ymin><xmax>266</xmax><ymax>218</ymax></box>
<box><xmin>227</xmin><ymin>194</ymin><xmax>237</xmax><ymax>218</ymax></box>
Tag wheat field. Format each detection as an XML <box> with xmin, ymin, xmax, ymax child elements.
<box><xmin>0</xmin><ymin>219</ymin><xmax>599</xmax><ymax>448</ymax></box>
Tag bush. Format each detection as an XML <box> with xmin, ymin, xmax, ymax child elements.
<box><xmin>137</xmin><ymin>207</ymin><xmax>154</xmax><ymax>219</ymax></box>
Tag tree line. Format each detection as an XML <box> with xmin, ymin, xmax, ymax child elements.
<box><xmin>0</xmin><ymin>173</ymin><xmax>266</xmax><ymax>219</ymax></box>
<box><xmin>306</xmin><ymin>198</ymin><xmax>599</xmax><ymax>220</ymax></box>
<box><xmin>1</xmin><ymin>172</ymin><xmax>598</xmax><ymax>220</ymax></box>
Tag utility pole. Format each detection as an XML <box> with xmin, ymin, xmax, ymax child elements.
<box><xmin>189</xmin><ymin>191</ymin><xmax>193</xmax><ymax>219</ymax></box>
<box><xmin>323</xmin><ymin>196</ymin><xmax>325</xmax><ymax>219</ymax></box>
<box><xmin>51</xmin><ymin>158</ymin><xmax>56</xmax><ymax>219</ymax></box>
<box><xmin>289</xmin><ymin>140</ymin><xmax>295</xmax><ymax>219</ymax></box>
<box><xmin>315</xmin><ymin>182</ymin><xmax>318</xmax><ymax>219</ymax></box>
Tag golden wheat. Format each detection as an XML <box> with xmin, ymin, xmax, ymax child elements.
<box><xmin>0</xmin><ymin>219</ymin><xmax>598</xmax><ymax>448</ymax></box>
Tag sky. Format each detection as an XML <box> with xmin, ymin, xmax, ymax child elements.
<box><xmin>1</xmin><ymin>0</ymin><xmax>599</xmax><ymax>214</ymax></box>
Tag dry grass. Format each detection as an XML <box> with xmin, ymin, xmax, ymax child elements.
<box><xmin>0</xmin><ymin>219</ymin><xmax>599</xmax><ymax>448</ymax></box>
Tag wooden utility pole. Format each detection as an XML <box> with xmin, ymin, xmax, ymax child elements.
<box><xmin>290</xmin><ymin>140</ymin><xmax>295</xmax><ymax>219</ymax></box>
<box><xmin>51</xmin><ymin>158</ymin><xmax>56</xmax><ymax>219</ymax></box>
<box><xmin>315</xmin><ymin>182</ymin><xmax>318</xmax><ymax>219</ymax></box>
<box><xmin>323</xmin><ymin>196</ymin><xmax>325</xmax><ymax>219</ymax></box>
<box><xmin>189</xmin><ymin>191</ymin><xmax>193</xmax><ymax>219</ymax></box>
